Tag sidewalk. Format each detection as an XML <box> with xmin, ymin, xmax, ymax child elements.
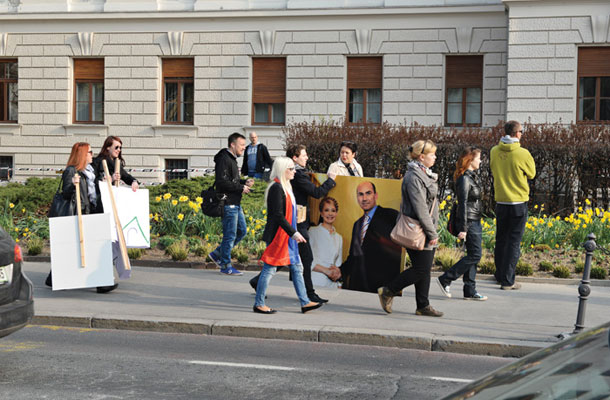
<box><xmin>23</xmin><ymin>261</ymin><xmax>610</xmax><ymax>358</ymax></box>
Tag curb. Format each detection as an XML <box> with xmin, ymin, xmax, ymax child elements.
<box><xmin>31</xmin><ymin>314</ymin><xmax>546</xmax><ymax>358</ymax></box>
<box><xmin>25</xmin><ymin>255</ymin><xmax>610</xmax><ymax>286</ymax></box>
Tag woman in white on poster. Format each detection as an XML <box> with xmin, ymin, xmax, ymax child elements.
<box><xmin>309</xmin><ymin>197</ymin><xmax>343</xmax><ymax>289</ymax></box>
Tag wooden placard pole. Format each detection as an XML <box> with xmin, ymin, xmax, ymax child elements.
<box><xmin>75</xmin><ymin>179</ymin><xmax>86</xmax><ymax>268</ymax></box>
<box><xmin>102</xmin><ymin>159</ymin><xmax>131</xmax><ymax>270</ymax></box>
<box><xmin>115</xmin><ymin>158</ymin><xmax>120</xmax><ymax>187</ymax></box>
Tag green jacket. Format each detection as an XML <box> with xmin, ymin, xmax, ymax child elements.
<box><xmin>490</xmin><ymin>141</ymin><xmax>536</xmax><ymax>203</ymax></box>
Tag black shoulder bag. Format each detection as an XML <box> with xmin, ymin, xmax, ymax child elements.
<box><xmin>48</xmin><ymin>175</ymin><xmax>76</xmax><ymax>218</ymax></box>
<box><xmin>200</xmin><ymin>182</ymin><xmax>227</xmax><ymax>218</ymax></box>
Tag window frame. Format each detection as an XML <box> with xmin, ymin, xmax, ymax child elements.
<box><xmin>444</xmin><ymin>55</ymin><xmax>483</xmax><ymax>128</ymax></box>
<box><xmin>162</xmin><ymin>58</ymin><xmax>194</xmax><ymax>125</ymax></box>
<box><xmin>0</xmin><ymin>59</ymin><xmax>18</xmax><ymax>123</ymax></box>
<box><xmin>346</xmin><ymin>57</ymin><xmax>383</xmax><ymax>125</ymax></box>
<box><xmin>165</xmin><ymin>158</ymin><xmax>189</xmax><ymax>181</ymax></box>
<box><xmin>73</xmin><ymin>58</ymin><xmax>104</xmax><ymax>124</ymax></box>
<box><xmin>252</xmin><ymin>57</ymin><xmax>286</xmax><ymax>126</ymax></box>
<box><xmin>0</xmin><ymin>155</ymin><xmax>12</xmax><ymax>181</ymax></box>
<box><xmin>577</xmin><ymin>47</ymin><xmax>610</xmax><ymax>123</ymax></box>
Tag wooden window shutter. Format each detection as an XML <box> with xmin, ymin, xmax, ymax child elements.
<box><xmin>253</xmin><ymin>58</ymin><xmax>286</xmax><ymax>103</ymax></box>
<box><xmin>347</xmin><ymin>57</ymin><xmax>382</xmax><ymax>89</ymax></box>
<box><xmin>578</xmin><ymin>47</ymin><xmax>610</xmax><ymax>77</ymax></box>
<box><xmin>163</xmin><ymin>58</ymin><xmax>194</xmax><ymax>79</ymax></box>
<box><xmin>74</xmin><ymin>59</ymin><xmax>104</xmax><ymax>80</ymax></box>
<box><xmin>446</xmin><ymin>56</ymin><xmax>483</xmax><ymax>88</ymax></box>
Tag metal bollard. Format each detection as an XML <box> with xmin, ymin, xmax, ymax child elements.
<box><xmin>573</xmin><ymin>233</ymin><xmax>597</xmax><ymax>334</ymax></box>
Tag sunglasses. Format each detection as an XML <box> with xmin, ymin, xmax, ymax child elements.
<box><xmin>114</xmin><ymin>145</ymin><xmax>122</xmax><ymax>150</ymax></box>
<box><xmin>287</xmin><ymin>167</ymin><xmax>296</xmax><ymax>171</ymax></box>
<box><xmin>88</xmin><ymin>150</ymin><xmax>93</xmax><ymax>154</ymax></box>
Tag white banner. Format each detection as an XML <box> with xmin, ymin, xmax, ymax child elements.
<box><xmin>99</xmin><ymin>185</ymin><xmax>151</xmax><ymax>249</ymax></box>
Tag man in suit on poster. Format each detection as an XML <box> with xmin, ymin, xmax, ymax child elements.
<box><xmin>341</xmin><ymin>181</ymin><xmax>402</xmax><ymax>293</ymax></box>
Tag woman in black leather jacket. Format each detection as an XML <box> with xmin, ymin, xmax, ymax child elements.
<box><xmin>437</xmin><ymin>147</ymin><xmax>487</xmax><ymax>301</ymax></box>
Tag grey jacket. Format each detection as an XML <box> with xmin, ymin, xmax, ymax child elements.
<box><xmin>401</xmin><ymin>161</ymin><xmax>439</xmax><ymax>250</ymax></box>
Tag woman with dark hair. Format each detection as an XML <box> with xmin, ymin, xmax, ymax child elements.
<box><xmin>377</xmin><ymin>139</ymin><xmax>443</xmax><ymax>317</ymax></box>
<box><xmin>92</xmin><ymin>136</ymin><xmax>139</xmax><ymax>213</ymax></box>
<box><xmin>45</xmin><ymin>142</ymin><xmax>117</xmax><ymax>293</ymax></box>
<box><xmin>437</xmin><ymin>147</ymin><xmax>487</xmax><ymax>301</ymax></box>
<box><xmin>327</xmin><ymin>141</ymin><xmax>363</xmax><ymax>177</ymax></box>
<box><xmin>308</xmin><ymin>197</ymin><xmax>342</xmax><ymax>289</ymax></box>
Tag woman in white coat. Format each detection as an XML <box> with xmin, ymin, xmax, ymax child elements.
<box><xmin>327</xmin><ymin>141</ymin><xmax>363</xmax><ymax>177</ymax></box>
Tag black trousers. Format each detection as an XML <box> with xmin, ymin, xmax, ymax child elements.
<box><xmin>494</xmin><ymin>203</ymin><xmax>528</xmax><ymax>286</ymax></box>
<box><xmin>387</xmin><ymin>248</ymin><xmax>435</xmax><ymax>310</ymax></box>
<box><xmin>439</xmin><ymin>219</ymin><xmax>482</xmax><ymax>297</ymax></box>
<box><xmin>250</xmin><ymin>222</ymin><xmax>317</xmax><ymax>297</ymax></box>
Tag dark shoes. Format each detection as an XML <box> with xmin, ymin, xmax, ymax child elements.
<box><xmin>301</xmin><ymin>302</ymin><xmax>323</xmax><ymax>314</ymax></box>
<box><xmin>253</xmin><ymin>306</ymin><xmax>277</xmax><ymax>314</ymax></box>
<box><xmin>45</xmin><ymin>272</ymin><xmax>52</xmax><ymax>287</ymax></box>
<box><xmin>308</xmin><ymin>293</ymin><xmax>328</xmax><ymax>304</ymax></box>
<box><xmin>377</xmin><ymin>287</ymin><xmax>395</xmax><ymax>314</ymax></box>
<box><xmin>96</xmin><ymin>283</ymin><xmax>118</xmax><ymax>294</ymax></box>
<box><xmin>501</xmin><ymin>283</ymin><xmax>522</xmax><ymax>290</ymax></box>
<box><xmin>249</xmin><ymin>277</ymin><xmax>258</xmax><ymax>292</ymax></box>
<box><xmin>416</xmin><ymin>305</ymin><xmax>443</xmax><ymax>317</ymax></box>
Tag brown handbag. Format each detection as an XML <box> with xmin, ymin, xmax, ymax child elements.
<box><xmin>390</xmin><ymin>201</ymin><xmax>435</xmax><ymax>251</ymax></box>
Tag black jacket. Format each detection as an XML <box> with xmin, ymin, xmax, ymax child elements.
<box><xmin>62</xmin><ymin>166</ymin><xmax>90</xmax><ymax>215</ymax></box>
<box><xmin>92</xmin><ymin>155</ymin><xmax>138</xmax><ymax>213</ymax></box>
<box><xmin>214</xmin><ymin>148</ymin><xmax>246</xmax><ymax>206</ymax></box>
<box><xmin>241</xmin><ymin>143</ymin><xmax>273</xmax><ymax>176</ymax></box>
<box><xmin>262</xmin><ymin>182</ymin><xmax>296</xmax><ymax>245</ymax></box>
<box><xmin>292</xmin><ymin>166</ymin><xmax>336</xmax><ymax>227</ymax></box>
<box><xmin>455</xmin><ymin>170</ymin><xmax>482</xmax><ymax>233</ymax></box>
<box><xmin>341</xmin><ymin>205</ymin><xmax>402</xmax><ymax>293</ymax></box>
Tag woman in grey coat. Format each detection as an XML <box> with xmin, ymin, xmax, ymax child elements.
<box><xmin>377</xmin><ymin>140</ymin><xmax>443</xmax><ymax>317</ymax></box>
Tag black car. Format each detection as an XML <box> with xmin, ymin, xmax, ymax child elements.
<box><xmin>441</xmin><ymin>321</ymin><xmax>610</xmax><ymax>399</ymax></box>
<box><xmin>0</xmin><ymin>227</ymin><xmax>34</xmax><ymax>338</ymax></box>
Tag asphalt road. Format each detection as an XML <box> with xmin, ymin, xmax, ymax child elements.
<box><xmin>0</xmin><ymin>325</ymin><xmax>512</xmax><ymax>399</ymax></box>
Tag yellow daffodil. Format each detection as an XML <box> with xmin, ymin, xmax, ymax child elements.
<box><xmin>179</xmin><ymin>195</ymin><xmax>188</xmax><ymax>202</ymax></box>
<box><xmin>196</xmin><ymin>197</ymin><xmax>203</xmax><ymax>204</ymax></box>
<box><xmin>177</xmin><ymin>213</ymin><xmax>184</xmax><ymax>221</ymax></box>
<box><xmin>15</xmin><ymin>239</ymin><xmax>19</xmax><ymax>243</ymax></box>
<box><xmin>534</xmin><ymin>204</ymin><xmax>538</xmax><ymax>209</ymax></box>
<box><xmin>555</xmin><ymin>244</ymin><xmax>559</xmax><ymax>248</ymax></box>
<box><xmin>9</xmin><ymin>203</ymin><xmax>14</xmax><ymax>208</ymax></box>
<box><xmin>585</xmin><ymin>198</ymin><xmax>591</xmax><ymax>205</ymax></box>
<box><xmin>22</xmin><ymin>233</ymin><xmax>26</xmax><ymax>237</ymax></box>
<box><xmin>205</xmin><ymin>234</ymin><xmax>209</xmax><ymax>241</ymax></box>
<box><xmin>262</xmin><ymin>209</ymin><xmax>266</xmax><ymax>215</ymax></box>
<box><xmin>547</xmin><ymin>222</ymin><xmax>553</xmax><ymax>228</ymax></box>
<box><xmin>21</xmin><ymin>208</ymin><xmax>25</xmax><ymax>213</ymax></box>
<box><xmin>24</xmin><ymin>228</ymin><xmax>29</xmax><ymax>232</ymax></box>
<box><xmin>149</xmin><ymin>213</ymin><xmax>153</xmax><ymax>219</ymax></box>
<box><xmin>172</xmin><ymin>200</ymin><xmax>178</xmax><ymax>206</ymax></box>
<box><xmin>155</xmin><ymin>196</ymin><xmax>162</xmax><ymax>202</ymax></box>
<box><xmin>14</xmin><ymin>227</ymin><xmax>18</xmax><ymax>232</ymax></box>
<box><xmin>582</xmin><ymin>223</ymin><xmax>587</xmax><ymax>228</ymax></box>
<box><xmin>163</xmin><ymin>193</ymin><xmax>172</xmax><ymax>200</ymax></box>
<box><xmin>446</xmin><ymin>195</ymin><xmax>452</xmax><ymax>201</ymax></box>
<box><xmin>34</xmin><ymin>220</ymin><xmax>37</xmax><ymax>223</ymax></box>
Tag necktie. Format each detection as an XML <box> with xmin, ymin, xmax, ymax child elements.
<box><xmin>361</xmin><ymin>213</ymin><xmax>370</xmax><ymax>243</ymax></box>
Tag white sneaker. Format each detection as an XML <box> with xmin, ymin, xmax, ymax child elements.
<box><xmin>436</xmin><ymin>277</ymin><xmax>451</xmax><ymax>298</ymax></box>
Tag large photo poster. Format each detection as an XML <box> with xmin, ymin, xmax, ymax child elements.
<box><xmin>99</xmin><ymin>186</ymin><xmax>151</xmax><ymax>248</ymax></box>
<box><xmin>310</xmin><ymin>174</ymin><xmax>405</xmax><ymax>293</ymax></box>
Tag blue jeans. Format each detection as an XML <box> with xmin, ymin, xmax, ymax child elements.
<box><xmin>440</xmin><ymin>219</ymin><xmax>482</xmax><ymax>297</ymax></box>
<box><xmin>214</xmin><ymin>205</ymin><xmax>247</xmax><ymax>266</ymax></box>
<box><xmin>494</xmin><ymin>203</ymin><xmax>528</xmax><ymax>286</ymax></box>
<box><xmin>254</xmin><ymin>261</ymin><xmax>310</xmax><ymax>307</ymax></box>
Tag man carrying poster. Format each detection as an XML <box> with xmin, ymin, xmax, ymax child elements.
<box><xmin>341</xmin><ymin>181</ymin><xmax>402</xmax><ymax>293</ymax></box>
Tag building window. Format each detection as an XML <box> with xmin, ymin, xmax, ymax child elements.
<box><xmin>162</xmin><ymin>58</ymin><xmax>194</xmax><ymax>125</ymax></box>
<box><xmin>74</xmin><ymin>59</ymin><xmax>104</xmax><ymax>124</ymax></box>
<box><xmin>252</xmin><ymin>58</ymin><xmax>286</xmax><ymax>125</ymax></box>
<box><xmin>347</xmin><ymin>57</ymin><xmax>382</xmax><ymax>124</ymax></box>
<box><xmin>577</xmin><ymin>47</ymin><xmax>610</xmax><ymax>122</ymax></box>
<box><xmin>445</xmin><ymin>55</ymin><xmax>483</xmax><ymax>127</ymax></box>
<box><xmin>165</xmin><ymin>159</ymin><xmax>188</xmax><ymax>181</ymax></box>
<box><xmin>0</xmin><ymin>60</ymin><xmax>18</xmax><ymax>123</ymax></box>
<box><xmin>0</xmin><ymin>156</ymin><xmax>13</xmax><ymax>181</ymax></box>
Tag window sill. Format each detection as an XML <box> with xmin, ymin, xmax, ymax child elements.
<box><xmin>152</xmin><ymin>125</ymin><xmax>198</xmax><ymax>137</ymax></box>
<box><xmin>63</xmin><ymin>124</ymin><xmax>109</xmax><ymax>136</ymax></box>
<box><xmin>0</xmin><ymin>123</ymin><xmax>21</xmax><ymax>135</ymax></box>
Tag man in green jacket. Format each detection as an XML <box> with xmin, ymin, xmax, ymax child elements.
<box><xmin>490</xmin><ymin>120</ymin><xmax>536</xmax><ymax>290</ymax></box>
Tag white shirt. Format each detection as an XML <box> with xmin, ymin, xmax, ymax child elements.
<box><xmin>308</xmin><ymin>224</ymin><xmax>343</xmax><ymax>288</ymax></box>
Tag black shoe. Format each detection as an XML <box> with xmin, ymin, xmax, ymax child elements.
<box><xmin>377</xmin><ymin>286</ymin><xmax>395</xmax><ymax>314</ymax></box>
<box><xmin>253</xmin><ymin>306</ymin><xmax>277</xmax><ymax>314</ymax></box>
<box><xmin>301</xmin><ymin>302</ymin><xmax>323</xmax><ymax>314</ymax></box>
<box><xmin>308</xmin><ymin>293</ymin><xmax>329</xmax><ymax>304</ymax></box>
<box><xmin>249</xmin><ymin>277</ymin><xmax>257</xmax><ymax>292</ymax></box>
<box><xmin>96</xmin><ymin>283</ymin><xmax>118</xmax><ymax>294</ymax></box>
<box><xmin>45</xmin><ymin>272</ymin><xmax>52</xmax><ymax>287</ymax></box>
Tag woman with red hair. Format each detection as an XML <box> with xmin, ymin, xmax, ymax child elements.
<box><xmin>437</xmin><ymin>146</ymin><xmax>487</xmax><ymax>301</ymax></box>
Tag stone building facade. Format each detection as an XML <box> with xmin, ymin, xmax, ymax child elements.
<box><xmin>0</xmin><ymin>0</ymin><xmax>608</xmax><ymax>183</ymax></box>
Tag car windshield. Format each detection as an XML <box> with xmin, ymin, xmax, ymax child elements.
<box><xmin>445</xmin><ymin>324</ymin><xmax>610</xmax><ymax>399</ymax></box>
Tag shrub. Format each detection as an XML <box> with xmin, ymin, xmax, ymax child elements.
<box><xmin>478</xmin><ymin>258</ymin><xmax>496</xmax><ymax>275</ymax></box>
<box><xmin>128</xmin><ymin>248</ymin><xmax>143</xmax><ymax>259</ymax></box>
<box><xmin>574</xmin><ymin>261</ymin><xmax>585</xmax><ymax>274</ymax></box>
<box><xmin>434</xmin><ymin>248</ymin><xmax>461</xmax><ymax>271</ymax></box>
<box><xmin>253</xmin><ymin>241</ymin><xmax>266</xmax><ymax>259</ymax></box>
<box><xmin>590</xmin><ymin>266</ymin><xmax>608</xmax><ymax>280</ymax></box>
<box><xmin>516</xmin><ymin>260</ymin><xmax>533</xmax><ymax>276</ymax></box>
<box><xmin>158</xmin><ymin>235</ymin><xmax>177</xmax><ymax>249</ymax></box>
<box><xmin>26</xmin><ymin>235</ymin><xmax>44</xmax><ymax>256</ymax></box>
<box><xmin>233</xmin><ymin>246</ymin><xmax>250</xmax><ymax>264</ymax></box>
<box><xmin>538</xmin><ymin>260</ymin><xmax>553</xmax><ymax>272</ymax></box>
<box><xmin>553</xmin><ymin>265</ymin><xmax>571</xmax><ymax>278</ymax></box>
<box><xmin>166</xmin><ymin>240</ymin><xmax>189</xmax><ymax>261</ymax></box>
<box><xmin>533</xmin><ymin>244</ymin><xmax>551</xmax><ymax>252</ymax></box>
<box><xmin>192</xmin><ymin>242</ymin><xmax>214</xmax><ymax>258</ymax></box>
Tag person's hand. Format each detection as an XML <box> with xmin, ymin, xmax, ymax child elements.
<box><xmin>245</xmin><ymin>178</ymin><xmax>255</xmax><ymax>187</ymax></box>
<box><xmin>329</xmin><ymin>266</ymin><xmax>341</xmax><ymax>281</ymax></box>
<box><xmin>327</xmin><ymin>172</ymin><xmax>337</xmax><ymax>181</ymax></box>
<box><xmin>112</xmin><ymin>172</ymin><xmax>120</xmax><ymax>183</ymax></box>
<box><xmin>429</xmin><ymin>238</ymin><xmax>439</xmax><ymax>246</ymax></box>
<box><xmin>457</xmin><ymin>231</ymin><xmax>467</xmax><ymax>240</ymax></box>
<box><xmin>71</xmin><ymin>175</ymin><xmax>80</xmax><ymax>185</ymax></box>
<box><xmin>292</xmin><ymin>231</ymin><xmax>306</xmax><ymax>243</ymax></box>
<box><xmin>242</xmin><ymin>185</ymin><xmax>251</xmax><ymax>194</ymax></box>
<box><xmin>131</xmin><ymin>181</ymin><xmax>139</xmax><ymax>192</ymax></box>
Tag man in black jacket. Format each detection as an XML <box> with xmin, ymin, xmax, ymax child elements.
<box><xmin>250</xmin><ymin>144</ymin><xmax>336</xmax><ymax>303</ymax></box>
<box><xmin>209</xmin><ymin>132</ymin><xmax>254</xmax><ymax>276</ymax></box>
<box><xmin>341</xmin><ymin>181</ymin><xmax>402</xmax><ymax>293</ymax></box>
<box><xmin>241</xmin><ymin>132</ymin><xmax>273</xmax><ymax>180</ymax></box>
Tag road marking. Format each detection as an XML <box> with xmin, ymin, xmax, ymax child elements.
<box><xmin>414</xmin><ymin>375</ymin><xmax>473</xmax><ymax>383</ymax></box>
<box><xmin>189</xmin><ymin>360</ymin><xmax>297</xmax><ymax>371</ymax></box>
